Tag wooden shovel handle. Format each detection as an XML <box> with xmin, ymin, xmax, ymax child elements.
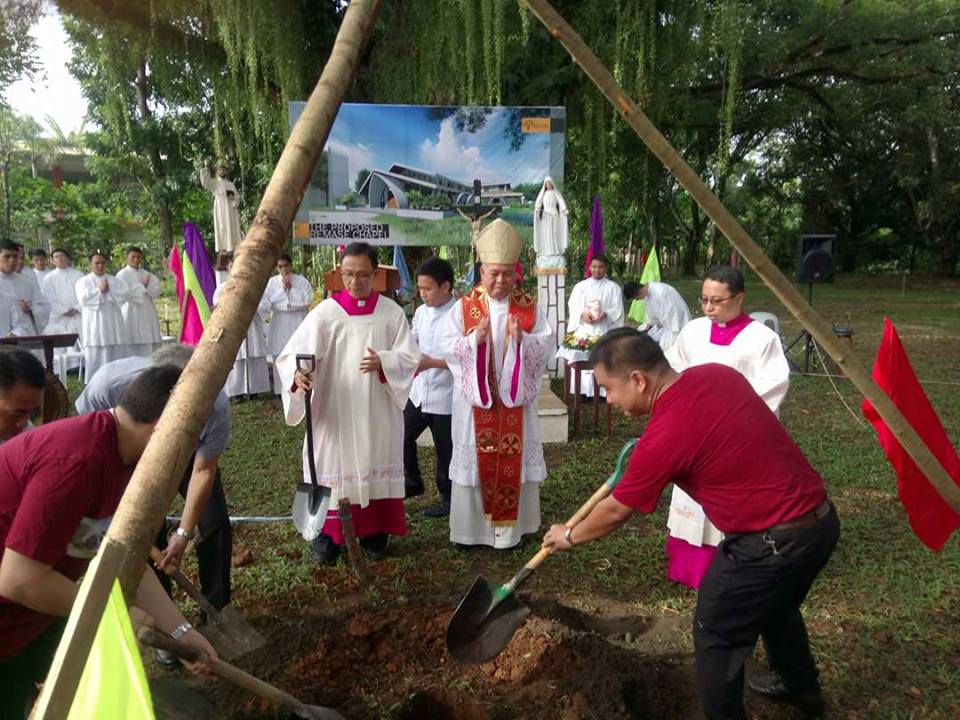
<box><xmin>149</xmin><ymin>547</ymin><xmax>221</xmax><ymax>619</ymax></box>
<box><xmin>138</xmin><ymin>627</ymin><xmax>313</xmax><ymax>717</ymax></box>
<box><xmin>526</xmin><ymin>480</ymin><xmax>613</xmax><ymax>572</ymax></box>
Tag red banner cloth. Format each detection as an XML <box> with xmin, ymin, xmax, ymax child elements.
<box><xmin>861</xmin><ymin>318</ymin><xmax>960</xmax><ymax>551</ymax></box>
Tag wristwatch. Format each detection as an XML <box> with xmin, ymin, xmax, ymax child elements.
<box><xmin>174</xmin><ymin>527</ymin><xmax>196</xmax><ymax>540</ymax></box>
<box><xmin>564</xmin><ymin>527</ymin><xmax>576</xmax><ymax>546</ymax></box>
<box><xmin>171</xmin><ymin>622</ymin><xmax>193</xmax><ymax>640</ymax></box>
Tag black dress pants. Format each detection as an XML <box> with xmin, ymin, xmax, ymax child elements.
<box><xmin>693</xmin><ymin>504</ymin><xmax>840</xmax><ymax>720</ymax></box>
<box><xmin>403</xmin><ymin>400</ymin><xmax>452</xmax><ymax>503</ymax></box>
<box><xmin>0</xmin><ymin>618</ymin><xmax>66</xmax><ymax>719</ymax></box>
<box><xmin>154</xmin><ymin>456</ymin><xmax>233</xmax><ymax>610</ymax></box>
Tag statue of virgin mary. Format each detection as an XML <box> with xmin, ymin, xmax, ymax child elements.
<box><xmin>533</xmin><ymin>177</ymin><xmax>569</xmax><ymax>268</ymax></box>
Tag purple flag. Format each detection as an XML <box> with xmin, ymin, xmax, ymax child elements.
<box><xmin>585</xmin><ymin>194</ymin><xmax>605</xmax><ymax>277</ymax></box>
<box><xmin>182</xmin><ymin>222</ymin><xmax>216</xmax><ymax>305</ymax></box>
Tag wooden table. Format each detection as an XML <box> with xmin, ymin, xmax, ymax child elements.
<box><xmin>561</xmin><ymin>358</ymin><xmax>612</xmax><ymax>436</ymax></box>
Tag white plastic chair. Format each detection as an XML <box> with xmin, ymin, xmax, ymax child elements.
<box><xmin>54</xmin><ymin>346</ymin><xmax>85</xmax><ymax>385</ymax></box>
<box><xmin>749</xmin><ymin>311</ymin><xmax>781</xmax><ymax>335</ymax></box>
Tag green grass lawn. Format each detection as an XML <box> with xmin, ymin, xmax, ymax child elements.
<box><xmin>191</xmin><ymin>273</ymin><xmax>960</xmax><ymax>717</ymax></box>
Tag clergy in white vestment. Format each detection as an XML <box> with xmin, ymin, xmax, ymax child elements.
<box><xmin>440</xmin><ymin>219</ymin><xmax>553</xmax><ymax>549</ymax></box>
<box><xmin>42</xmin><ymin>248</ymin><xmax>84</xmax><ymax>339</ymax></box>
<box><xmin>277</xmin><ymin>242</ymin><xmax>420</xmax><ymax>564</ymax></box>
<box><xmin>29</xmin><ymin>248</ymin><xmax>51</xmax><ymax>287</ymax></box>
<box><xmin>200</xmin><ymin>161</ymin><xmax>243</xmax><ymax>254</ymax></box>
<box><xmin>558</xmin><ymin>254</ymin><xmax>624</xmax><ymax>397</ymax></box>
<box><xmin>212</xmin><ymin>258</ymin><xmax>271</xmax><ymax>399</ymax></box>
<box><xmin>533</xmin><ymin>177</ymin><xmax>569</xmax><ymax>268</ymax></box>
<box><xmin>0</xmin><ymin>286</ymin><xmax>34</xmax><ymax>337</ymax></box>
<box><xmin>116</xmin><ymin>246</ymin><xmax>163</xmax><ymax>357</ymax></box>
<box><xmin>663</xmin><ymin>265</ymin><xmax>790</xmax><ymax>590</ymax></box>
<box><xmin>265</xmin><ymin>254</ymin><xmax>313</xmax><ymax>394</ymax></box>
<box><xmin>624</xmin><ymin>279</ymin><xmax>692</xmax><ymax>352</ymax></box>
<box><xmin>0</xmin><ymin>240</ymin><xmax>50</xmax><ymax>335</ymax></box>
<box><xmin>76</xmin><ymin>251</ymin><xmax>133</xmax><ymax>382</ymax></box>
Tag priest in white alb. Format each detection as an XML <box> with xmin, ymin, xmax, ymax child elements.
<box><xmin>265</xmin><ymin>253</ymin><xmax>313</xmax><ymax>394</ymax></box>
<box><xmin>558</xmin><ymin>254</ymin><xmax>624</xmax><ymax>397</ymax></box>
<box><xmin>277</xmin><ymin>242</ymin><xmax>420</xmax><ymax>564</ymax></box>
<box><xmin>441</xmin><ymin>219</ymin><xmax>553</xmax><ymax>549</ymax></box>
<box><xmin>624</xmin><ymin>279</ymin><xmax>692</xmax><ymax>352</ymax></box>
<box><xmin>42</xmin><ymin>248</ymin><xmax>84</xmax><ymax>372</ymax></box>
<box><xmin>117</xmin><ymin>245</ymin><xmax>163</xmax><ymax>357</ymax></box>
<box><xmin>212</xmin><ymin>255</ymin><xmax>272</xmax><ymax>399</ymax></box>
<box><xmin>664</xmin><ymin>265</ymin><xmax>789</xmax><ymax>589</ymax></box>
<box><xmin>0</xmin><ymin>240</ymin><xmax>50</xmax><ymax>335</ymax></box>
<box><xmin>76</xmin><ymin>251</ymin><xmax>132</xmax><ymax>382</ymax></box>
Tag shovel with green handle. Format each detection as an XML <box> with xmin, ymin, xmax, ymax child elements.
<box><xmin>446</xmin><ymin>438</ymin><xmax>638</xmax><ymax>665</ymax></box>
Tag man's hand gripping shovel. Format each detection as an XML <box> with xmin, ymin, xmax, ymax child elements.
<box><xmin>291</xmin><ymin>354</ymin><xmax>332</xmax><ymax>541</ymax></box>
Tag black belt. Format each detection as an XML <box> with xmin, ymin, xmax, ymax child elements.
<box><xmin>767</xmin><ymin>499</ymin><xmax>831</xmax><ymax>533</ymax></box>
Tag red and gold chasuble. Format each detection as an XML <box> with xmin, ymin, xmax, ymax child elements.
<box><xmin>461</xmin><ymin>287</ymin><xmax>537</xmax><ymax>526</ymax></box>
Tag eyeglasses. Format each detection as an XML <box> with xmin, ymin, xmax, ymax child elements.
<box><xmin>340</xmin><ymin>271</ymin><xmax>372</xmax><ymax>282</ymax></box>
<box><xmin>698</xmin><ymin>296</ymin><xmax>735</xmax><ymax>307</ymax></box>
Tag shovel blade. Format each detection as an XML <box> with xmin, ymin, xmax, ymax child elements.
<box><xmin>196</xmin><ymin>607</ymin><xmax>265</xmax><ymax>663</ymax></box>
<box><xmin>445</xmin><ymin>575</ymin><xmax>530</xmax><ymax>665</ymax></box>
<box><xmin>292</xmin><ymin>485</ymin><xmax>331</xmax><ymax>542</ymax></box>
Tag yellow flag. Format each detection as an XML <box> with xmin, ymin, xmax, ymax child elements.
<box><xmin>68</xmin><ymin>580</ymin><xmax>154</xmax><ymax>719</ymax></box>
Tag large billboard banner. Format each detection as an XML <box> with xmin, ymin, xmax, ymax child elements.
<box><xmin>288</xmin><ymin>103</ymin><xmax>566</xmax><ymax>247</ymax></box>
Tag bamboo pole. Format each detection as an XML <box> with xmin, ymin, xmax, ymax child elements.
<box><xmin>523</xmin><ymin>0</ymin><xmax>960</xmax><ymax>512</ymax></box>
<box><xmin>36</xmin><ymin>1</ymin><xmax>383</xmax><ymax>712</ymax></box>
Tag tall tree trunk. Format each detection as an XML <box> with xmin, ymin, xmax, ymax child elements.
<box><xmin>133</xmin><ymin>55</ymin><xmax>174</xmax><ymax>250</ymax></box>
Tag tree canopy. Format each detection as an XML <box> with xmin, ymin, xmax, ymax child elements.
<box><xmin>3</xmin><ymin>0</ymin><xmax>955</xmax><ymax>274</ymax></box>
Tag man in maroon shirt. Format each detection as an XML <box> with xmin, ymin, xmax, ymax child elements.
<box><xmin>543</xmin><ymin>329</ymin><xmax>839</xmax><ymax>720</ymax></box>
<box><xmin>0</xmin><ymin>366</ymin><xmax>217</xmax><ymax>719</ymax></box>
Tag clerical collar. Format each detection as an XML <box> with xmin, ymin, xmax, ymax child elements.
<box><xmin>332</xmin><ymin>289</ymin><xmax>378</xmax><ymax>316</ymax></box>
<box><xmin>709</xmin><ymin>312</ymin><xmax>752</xmax><ymax>346</ymax></box>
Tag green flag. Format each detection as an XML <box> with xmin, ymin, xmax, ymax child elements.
<box><xmin>68</xmin><ymin>580</ymin><xmax>154</xmax><ymax>719</ymax></box>
<box><xmin>628</xmin><ymin>248</ymin><xmax>662</xmax><ymax>323</ymax></box>
<box><xmin>182</xmin><ymin>249</ymin><xmax>212</xmax><ymax>326</ymax></box>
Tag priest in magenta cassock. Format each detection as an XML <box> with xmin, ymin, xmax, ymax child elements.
<box><xmin>441</xmin><ymin>219</ymin><xmax>553</xmax><ymax>550</ymax></box>
<box><xmin>276</xmin><ymin>242</ymin><xmax>420</xmax><ymax>564</ymax></box>
<box><xmin>664</xmin><ymin>265</ymin><xmax>789</xmax><ymax>589</ymax></box>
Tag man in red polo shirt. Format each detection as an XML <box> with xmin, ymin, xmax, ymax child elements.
<box><xmin>0</xmin><ymin>366</ymin><xmax>217</xmax><ymax>718</ymax></box>
<box><xmin>543</xmin><ymin>329</ymin><xmax>839</xmax><ymax>720</ymax></box>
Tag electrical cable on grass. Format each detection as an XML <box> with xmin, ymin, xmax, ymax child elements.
<box><xmin>811</xmin><ymin>343</ymin><xmax>867</xmax><ymax>429</ymax></box>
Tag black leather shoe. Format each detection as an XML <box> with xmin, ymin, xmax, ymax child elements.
<box><xmin>311</xmin><ymin>533</ymin><xmax>341</xmax><ymax>566</ymax></box>
<box><xmin>422</xmin><ymin>501</ymin><xmax>450</xmax><ymax>518</ymax></box>
<box><xmin>747</xmin><ymin>673</ymin><xmax>826</xmax><ymax>718</ymax></box>
<box><xmin>360</xmin><ymin>533</ymin><xmax>389</xmax><ymax>561</ymax></box>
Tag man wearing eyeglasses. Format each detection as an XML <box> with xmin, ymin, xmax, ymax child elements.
<box><xmin>662</xmin><ymin>265</ymin><xmax>790</xmax><ymax>589</ymax></box>
<box><xmin>276</xmin><ymin>243</ymin><xmax>421</xmax><ymax>564</ymax></box>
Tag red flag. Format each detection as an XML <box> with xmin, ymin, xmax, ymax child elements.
<box><xmin>861</xmin><ymin>318</ymin><xmax>960</xmax><ymax>551</ymax></box>
<box><xmin>167</xmin><ymin>242</ymin><xmax>185</xmax><ymax>313</ymax></box>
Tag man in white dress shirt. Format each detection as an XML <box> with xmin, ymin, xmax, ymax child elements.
<box><xmin>264</xmin><ymin>254</ymin><xmax>313</xmax><ymax>394</ymax></box>
<box><xmin>404</xmin><ymin>256</ymin><xmax>457</xmax><ymax>518</ymax></box>
<box><xmin>76</xmin><ymin>251</ymin><xmax>132</xmax><ymax>382</ymax></box>
<box><xmin>116</xmin><ymin>246</ymin><xmax>163</xmax><ymax>358</ymax></box>
<box><xmin>441</xmin><ymin>219</ymin><xmax>553</xmax><ymax>550</ymax></box>
<box><xmin>560</xmin><ymin>254</ymin><xmax>624</xmax><ymax>397</ymax></box>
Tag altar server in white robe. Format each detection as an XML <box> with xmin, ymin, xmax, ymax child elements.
<box><xmin>42</xmin><ymin>248</ymin><xmax>84</xmax><ymax>338</ymax></box>
<box><xmin>117</xmin><ymin>245</ymin><xmax>163</xmax><ymax>357</ymax></box>
<box><xmin>0</xmin><ymin>240</ymin><xmax>49</xmax><ymax>335</ymax></box>
<box><xmin>663</xmin><ymin>265</ymin><xmax>789</xmax><ymax>589</ymax></box>
<box><xmin>265</xmin><ymin>253</ymin><xmax>313</xmax><ymax>394</ymax></box>
<box><xmin>212</xmin><ymin>256</ymin><xmax>271</xmax><ymax>399</ymax></box>
<box><xmin>441</xmin><ymin>219</ymin><xmax>553</xmax><ymax>549</ymax></box>
<box><xmin>29</xmin><ymin>248</ymin><xmax>51</xmax><ymax>287</ymax></box>
<box><xmin>277</xmin><ymin>242</ymin><xmax>420</xmax><ymax>564</ymax></box>
<box><xmin>76</xmin><ymin>251</ymin><xmax>132</xmax><ymax>382</ymax></box>
<box><xmin>624</xmin><ymin>279</ymin><xmax>692</xmax><ymax>352</ymax></box>
<box><xmin>560</xmin><ymin>254</ymin><xmax>624</xmax><ymax>397</ymax></box>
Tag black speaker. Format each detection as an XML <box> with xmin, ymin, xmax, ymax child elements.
<box><xmin>796</xmin><ymin>234</ymin><xmax>836</xmax><ymax>283</ymax></box>
<box><xmin>473</xmin><ymin>178</ymin><xmax>482</xmax><ymax>203</ymax></box>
